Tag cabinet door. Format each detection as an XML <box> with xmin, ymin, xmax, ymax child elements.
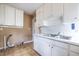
<box><xmin>51</xmin><ymin>3</ymin><xmax>63</xmax><ymax>17</ymax></box>
<box><xmin>64</xmin><ymin>3</ymin><xmax>78</xmax><ymax>23</ymax></box>
<box><xmin>33</xmin><ymin>36</ymin><xmax>52</xmax><ymax>56</ymax></box>
<box><xmin>33</xmin><ymin>36</ymin><xmax>39</xmax><ymax>52</ymax></box>
<box><xmin>0</xmin><ymin>4</ymin><xmax>5</xmax><ymax>25</ymax></box>
<box><xmin>70</xmin><ymin>52</ymin><xmax>79</xmax><ymax>56</ymax></box>
<box><xmin>16</xmin><ymin>9</ymin><xmax>23</xmax><ymax>27</ymax></box>
<box><xmin>43</xmin><ymin>4</ymin><xmax>52</xmax><ymax>19</ymax></box>
<box><xmin>40</xmin><ymin>40</ymin><xmax>51</xmax><ymax>56</ymax></box>
<box><xmin>38</xmin><ymin>37</ymin><xmax>52</xmax><ymax>56</ymax></box>
<box><xmin>52</xmin><ymin>46</ymin><xmax>68</xmax><ymax>56</ymax></box>
<box><xmin>36</xmin><ymin>6</ymin><xmax>44</xmax><ymax>26</ymax></box>
<box><xmin>5</xmin><ymin>5</ymin><xmax>15</xmax><ymax>25</ymax></box>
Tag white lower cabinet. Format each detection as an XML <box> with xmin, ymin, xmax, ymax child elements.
<box><xmin>70</xmin><ymin>52</ymin><xmax>79</xmax><ymax>56</ymax></box>
<box><xmin>39</xmin><ymin>38</ymin><xmax>52</xmax><ymax>56</ymax></box>
<box><xmin>33</xmin><ymin>35</ymin><xmax>79</xmax><ymax>56</ymax></box>
<box><xmin>34</xmin><ymin>35</ymin><xmax>52</xmax><ymax>56</ymax></box>
<box><xmin>33</xmin><ymin>36</ymin><xmax>40</xmax><ymax>53</ymax></box>
<box><xmin>52</xmin><ymin>46</ymin><xmax>68</xmax><ymax>56</ymax></box>
<box><xmin>52</xmin><ymin>40</ymin><xmax>68</xmax><ymax>56</ymax></box>
<box><xmin>69</xmin><ymin>45</ymin><xmax>79</xmax><ymax>56</ymax></box>
<box><xmin>33</xmin><ymin>35</ymin><xmax>68</xmax><ymax>56</ymax></box>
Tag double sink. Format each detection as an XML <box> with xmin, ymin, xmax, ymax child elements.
<box><xmin>43</xmin><ymin>33</ymin><xmax>72</xmax><ymax>40</ymax></box>
<box><xmin>59</xmin><ymin>35</ymin><xmax>71</xmax><ymax>40</ymax></box>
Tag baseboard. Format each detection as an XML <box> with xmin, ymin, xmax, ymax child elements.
<box><xmin>33</xmin><ymin>48</ymin><xmax>41</xmax><ymax>56</ymax></box>
<box><xmin>24</xmin><ymin>40</ymin><xmax>33</xmax><ymax>44</ymax></box>
<box><xmin>0</xmin><ymin>40</ymin><xmax>33</xmax><ymax>50</ymax></box>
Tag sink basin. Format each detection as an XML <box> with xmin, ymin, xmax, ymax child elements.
<box><xmin>59</xmin><ymin>35</ymin><xmax>71</xmax><ymax>40</ymax></box>
<box><xmin>42</xmin><ymin>34</ymin><xmax>58</xmax><ymax>37</ymax></box>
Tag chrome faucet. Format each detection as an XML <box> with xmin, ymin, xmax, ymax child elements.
<box><xmin>57</xmin><ymin>32</ymin><xmax>60</xmax><ymax>36</ymax></box>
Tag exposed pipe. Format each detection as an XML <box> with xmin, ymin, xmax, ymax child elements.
<box><xmin>6</xmin><ymin>34</ymin><xmax>12</xmax><ymax>48</ymax></box>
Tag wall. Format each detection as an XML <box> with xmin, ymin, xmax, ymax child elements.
<box><xmin>0</xmin><ymin>29</ymin><xmax>4</xmax><ymax>48</ymax></box>
<box><xmin>0</xmin><ymin>14</ymin><xmax>33</xmax><ymax>48</ymax></box>
<box><xmin>23</xmin><ymin>14</ymin><xmax>33</xmax><ymax>41</ymax></box>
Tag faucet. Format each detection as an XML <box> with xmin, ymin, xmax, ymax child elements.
<box><xmin>57</xmin><ymin>32</ymin><xmax>60</xmax><ymax>36</ymax></box>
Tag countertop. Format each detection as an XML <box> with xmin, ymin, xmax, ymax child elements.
<box><xmin>35</xmin><ymin>34</ymin><xmax>79</xmax><ymax>46</ymax></box>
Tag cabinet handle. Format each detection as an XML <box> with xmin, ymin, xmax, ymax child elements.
<box><xmin>49</xmin><ymin>45</ymin><xmax>50</xmax><ymax>47</ymax></box>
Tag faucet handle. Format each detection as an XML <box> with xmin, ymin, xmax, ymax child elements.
<box><xmin>57</xmin><ymin>32</ymin><xmax>60</xmax><ymax>35</ymax></box>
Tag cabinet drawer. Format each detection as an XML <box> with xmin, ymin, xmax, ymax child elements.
<box><xmin>54</xmin><ymin>40</ymin><xmax>69</xmax><ymax>49</ymax></box>
<box><xmin>70</xmin><ymin>45</ymin><xmax>79</xmax><ymax>53</ymax></box>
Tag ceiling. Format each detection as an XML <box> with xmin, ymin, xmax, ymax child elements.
<box><xmin>7</xmin><ymin>3</ymin><xmax>43</xmax><ymax>15</ymax></box>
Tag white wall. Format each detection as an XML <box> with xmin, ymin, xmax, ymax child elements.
<box><xmin>40</xmin><ymin>22</ymin><xmax>79</xmax><ymax>38</ymax></box>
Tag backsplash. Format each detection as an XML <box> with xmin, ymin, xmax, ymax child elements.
<box><xmin>40</xmin><ymin>22</ymin><xmax>79</xmax><ymax>37</ymax></box>
<box><xmin>40</xmin><ymin>24</ymin><xmax>62</xmax><ymax>34</ymax></box>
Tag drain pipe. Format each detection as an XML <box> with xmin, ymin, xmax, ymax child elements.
<box><xmin>4</xmin><ymin>34</ymin><xmax>13</xmax><ymax>50</ymax></box>
<box><xmin>6</xmin><ymin>34</ymin><xmax>12</xmax><ymax>48</ymax></box>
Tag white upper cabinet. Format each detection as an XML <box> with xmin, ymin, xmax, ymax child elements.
<box><xmin>16</xmin><ymin>9</ymin><xmax>23</xmax><ymax>27</ymax></box>
<box><xmin>51</xmin><ymin>3</ymin><xmax>63</xmax><ymax>17</ymax></box>
<box><xmin>36</xmin><ymin>6</ymin><xmax>44</xmax><ymax>26</ymax></box>
<box><xmin>63</xmin><ymin>3</ymin><xmax>79</xmax><ymax>23</ymax></box>
<box><xmin>5</xmin><ymin>5</ymin><xmax>15</xmax><ymax>25</ymax></box>
<box><xmin>46</xmin><ymin>3</ymin><xmax>63</xmax><ymax>26</ymax></box>
<box><xmin>36</xmin><ymin>3</ymin><xmax>63</xmax><ymax>26</ymax></box>
<box><xmin>0</xmin><ymin>4</ymin><xmax>24</xmax><ymax>28</ymax></box>
<box><xmin>0</xmin><ymin>4</ymin><xmax>5</xmax><ymax>25</ymax></box>
<box><xmin>43</xmin><ymin>4</ymin><xmax>52</xmax><ymax>19</ymax></box>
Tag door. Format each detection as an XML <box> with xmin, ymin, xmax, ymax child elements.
<box><xmin>0</xmin><ymin>4</ymin><xmax>5</xmax><ymax>25</ymax></box>
<box><xmin>52</xmin><ymin>46</ymin><xmax>68</xmax><ymax>56</ymax></box>
<box><xmin>16</xmin><ymin>9</ymin><xmax>23</xmax><ymax>27</ymax></box>
<box><xmin>5</xmin><ymin>5</ymin><xmax>15</xmax><ymax>25</ymax></box>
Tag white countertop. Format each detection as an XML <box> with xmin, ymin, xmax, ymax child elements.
<box><xmin>35</xmin><ymin>34</ymin><xmax>79</xmax><ymax>46</ymax></box>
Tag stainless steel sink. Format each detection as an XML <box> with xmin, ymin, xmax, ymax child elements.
<box><xmin>59</xmin><ymin>35</ymin><xmax>71</xmax><ymax>40</ymax></box>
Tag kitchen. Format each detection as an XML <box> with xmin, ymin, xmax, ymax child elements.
<box><xmin>33</xmin><ymin>3</ymin><xmax>79</xmax><ymax>56</ymax></box>
<box><xmin>0</xmin><ymin>3</ymin><xmax>79</xmax><ymax>56</ymax></box>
